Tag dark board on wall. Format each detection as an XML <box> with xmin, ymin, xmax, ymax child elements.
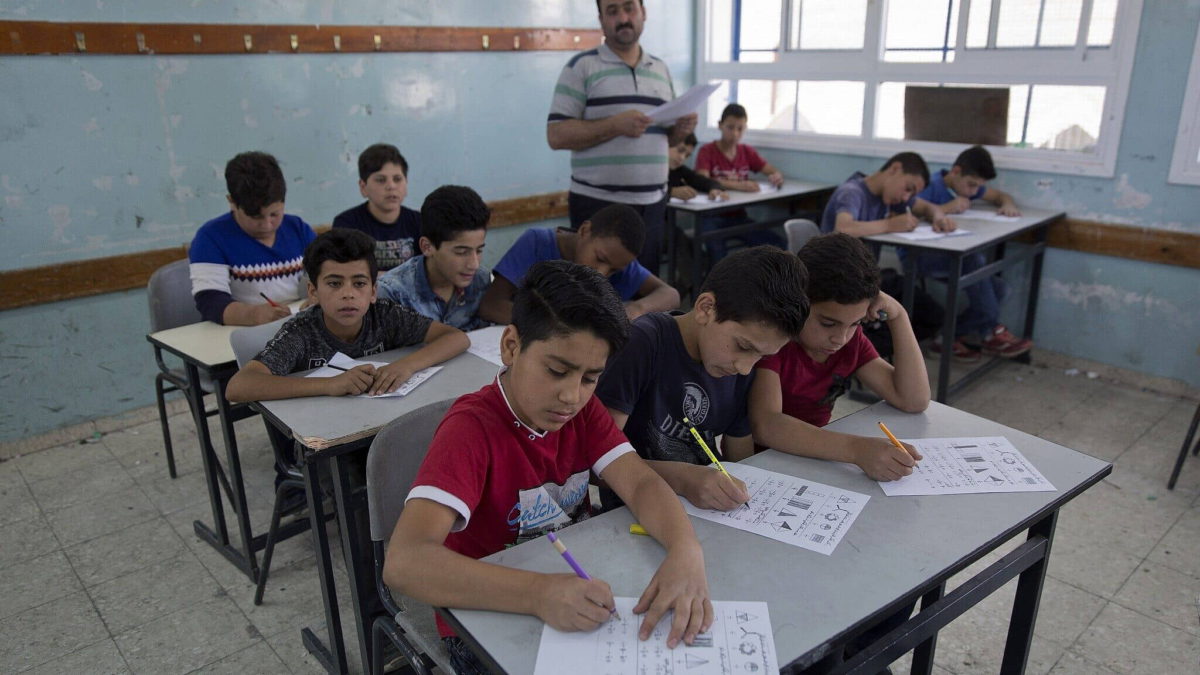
<box><xmin>904</xmin><ymin>86</ymin><xmax>1009</xmax><ymax>146</ymax></box>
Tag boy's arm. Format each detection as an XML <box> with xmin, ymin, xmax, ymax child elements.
<box><xmin>626</xmin><ymin>275</ymin><xmax>680</xmax><ymax>320</ymax></box>
<box><xmin>221</xmin><ymin>301</ymin><xmax>291</xmax><ymax>326</ymax></box>
<box><xmin>720</xmin><ymin>434</ymin><xmax>755</xmax><ymax>461</ymax></box>
<box><xmin>383</xmin><ymin>499</ymin><xmax>617</xmax><ymax>632</ymax></box>
<box><xmin>371</xmin><ymin>322</ymin><xmax>470</xmax><ymax>396</ymax></box>
<box><xmin>226</xmin><ymin>359</ymin><xmax>375</xmax><ymax>402</ymax></box>
<box><xmin>982</xmin><ymin>187</ymin><xmax>1022</xmax><ymax>216</ymax></box>
<box><xmin>759</xmin><ymin>161</ymin><xmax>784</xmax><ymax>187</ymax></box>
<box><xmin>912</xmin><ymin>198</ymin><xmax>957</xmax><ymax>232</ymax></box>
<box><xmin>478</xmin><ymin>275</ymin><xmax>517</xmax><ymax>325</ymax></box>
<box><xmin>600</xmin><ymin>453</ymin><xmax>713</xmax><ymax>647</ymax></box>
<box><xmin>715</xmin><ymin>176</ymin><xmax>760</xmax><ymax>192</ymax></box>
<box><xmin>855</xmin><ymin>292</ymin><xmax>930</xmax><ymax>414</ymax></box>
<box><xmin>834</xmin><ymin>210</ymin><xmax>916</xmax><ymax>237</ymax></box>
<box><xmin>748</xmin><ymin>367</ymin><xmax>919</xmax><ymax>481</ymax></box>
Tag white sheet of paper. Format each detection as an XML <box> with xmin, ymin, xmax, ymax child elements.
<box><xmin>533</xmin><ymin>597</ymin><xmax>777</xmax><ymax>675</ymax></box>
<box><xmin>303</xmin><ymin>352</ymin><xmax>442</xmax><ymax>398</ymax></box>
<box><xmin>893</xmin><ymin>224</ymin><xmax>974</xmax><ymax>241</ymax></box>
<box><xmin>956</xmin><ymin>209</ymin><xmax>1021</xmax><ymax>222</ymax></box>
<box><xmin>466</xmin><ymin>325</ymin><xmax>506</xmax><ymax>367</ymax></box>
<box><xmin>754</xmin><ymin>182</ymin><xmax>780</xmax><ymax>193</ymax></box>
<box><xmin>668</xmin><ymin>194</ymin><xmax>727</xmax><ymax>205</ymax></box>
<box><xmin>681</xmin><ymin>463</ymin><xmax>869</xmax><ymax>555</ymax></box>
<box><xmin>879</xmin><ymin>436</ymin><xmax>1055</xmax><ymax>496</ymax></box>
<box><xmin>645</xmin><ymin>82</ymin><xmax>721</xmax><ymax>124</ymax></box>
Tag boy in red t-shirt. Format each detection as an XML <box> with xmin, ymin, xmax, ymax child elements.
<box><xmin>384</xmin><ymin>260</ymin><xmax>712</xmax><ymax>672</ymax></box>
<box><xmin>695</xmin><ymin>103</ymin><xmax>784</xmax><ymax>192</ymax></box>
<box><xmin>749</xmin><ymin>233</ymin><xmax>931</xmax><ymax>481</ymax></box>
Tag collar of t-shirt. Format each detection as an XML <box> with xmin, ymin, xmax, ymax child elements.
<box><xmin>597</xmin><ymin>42</ymin><xmax>652</xmax><ymax>68</ymax></box>
<box><xmin>494</xmin><ymin>367</ymin><xmax>547</xmax><ymax>440</ymax></box>
<box><xmin>412</xmin><ymin>254</ymin><xmax>465</xmax><ymax>305</ymax></box>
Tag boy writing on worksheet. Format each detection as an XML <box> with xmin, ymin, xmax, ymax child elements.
<box><xmin>596</xmin><ymin>246</ymin><xmax>810</xmax><ymax>511</ymax></box>
<box><xmin>384</xmin><ymin>260</ymin><xmax>712</xmax><ymax>673</ymax></box>
<box><xmin>749</xmin><ymin>233</ymin><xmax>929</xmax><ymax>481</ymax></box>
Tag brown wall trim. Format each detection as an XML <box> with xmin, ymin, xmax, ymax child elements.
<box><xmin>1043</xmin><ymin>218</ymin><xmax>1200</xmax><ymax>269</ymax></box>
<box><xmin>1</xmin><ymin>20</ymin><xmax>601</xmax><ymax>55</ymax></box>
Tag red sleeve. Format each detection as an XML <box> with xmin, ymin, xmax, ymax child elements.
<box><xmin>694</xmin><ymin>143</ymin><xmax>718</xmax><ymax>173</ymax></box>
<box><xmin>757</xmin><ymin>348</ymin><xmax>787</xmax><ymax>375</ymax></box>
<box><xmin>850</xmin><ymin>326</ymin><xmax>880</xmax><ymax>372</ymax></box>
<box><xmin>410</xmin><ymin>406</ymin><xmax>491</xmax><ymax>518</ymax></box>
<box><xmin>579</xmin><ymin>395</ymin><xmax>632</xmax><ymax>467</ymax></box>
<box><xmin>743</xmin><ymin>144</ymin><xmax>767</xmax><ymax>173</ymax></box>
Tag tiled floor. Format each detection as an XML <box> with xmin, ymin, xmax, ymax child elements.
<box><xmin>1</xmin><ymin>359</ymin><xmax>1198</xmax><ymax>674</ymax></box>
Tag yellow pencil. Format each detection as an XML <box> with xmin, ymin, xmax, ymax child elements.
<box><xmin>629</xmin><ymin>523</ymin><xmax>648</xmax><ymax>536</ymax></box>
<box><xmin>682</xmin><ymin>416</ymin><xmax>732</xmax><ymax>480</ymax></box>
<box><xmin>877</xmin><ymin>421</ymin><xmax>913</xmax><ymax>460</ymax></box>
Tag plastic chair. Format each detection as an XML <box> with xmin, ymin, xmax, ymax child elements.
<box><xmin>1167</xmin><ymin>401</ymin><xmax>1200</xmax><ymax>490</ymax></box>
<box><xmin>784</xmin><ymin>218</ymin><xmax>821</xmax><ymax>254</ymax></box>
<box><xmin>148</xmin><ymin>258</ymin><xmax>210</xmax><ymax>479</ymax></box>
<box><xmin>365</xmin><ymin>399</ymin><xmax>457</xmax><ymax>675</ymax></box>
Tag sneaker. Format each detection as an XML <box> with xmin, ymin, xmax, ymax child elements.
<box><xmin>979</xmin><ymin>324</ymin><xmax>1033</xmax><ymax>358</ymax></box>
<box><xmin>930</xmin><ymin>337</ymin><xmax>982</xmax><ymax>363</ymax></box>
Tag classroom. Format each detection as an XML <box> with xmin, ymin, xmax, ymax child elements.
<box><xmin>1</xmin><ymin>1</ymin><xmax>1198</xmax><ymax>673</ymax></box>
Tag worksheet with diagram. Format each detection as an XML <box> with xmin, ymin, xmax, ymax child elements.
<box><xmin>879</xmin><ymin>436</ymin><xmax>1055</xmax><ymax>496</ymax></box>
<box><xmin>681</xmin><ymin>463</ymin><xmax>869</xmax><ymax>555</ymax></box>
<box><xmin>533</xmin><ymin>597</ymin><xmax>777</xmax><ymax>675</ymax></box>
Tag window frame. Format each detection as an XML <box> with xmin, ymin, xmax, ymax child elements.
<box><xmin>1168</xmin><ymin>23</ymin><xmax>1200</xmax><ymax>186</ymax></box>
<box><xmin>695</xmin><ymin>0</ymin><xmax>1144</xmax><ymax>177</ymax></box>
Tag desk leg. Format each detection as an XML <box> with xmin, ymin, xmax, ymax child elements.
<box><xmin>213</xmin><ymin>377</ymin><xmax>259</xmax><ymax>582</ymax></box>
<box><xmin>936</xmin><ymin>256</ymin><xmax>963</xmax><ymax>404</ymax></box>
<box><xmin>301</xmin><ymin>450</ymin><xmax>350</xmax><ymax>675</ymax></box>
<box><xmin>692</xmin><ymin>213</ymin><xmax>704</xmax><ymax>299</ymax></box>
<box><xmin>909</xmin><ymin>583</ymin><xmax>944</xmax><ymax>675</ymax></box>
<box><xmin>331</xmin><ymin>452</ymin><xmax>383</xmax><ymax>674</ymax></box>
<box><xmin>186</xmin><ymin>362</ymin><xmax>231</xmax><ymax>551</ymax></box>
<box><xmin>1000</xmin><ymin>511</ymin><xmax>1058</xmax><ymax>675</ymax></box>
<box><xmin>666</xmin><ymin>208</ymin><xmax>678</xmax><ymax>289</ymax></box>
<box><xmin>1022</xmin><ymin>231</ymin><xmax>1048</xmax><ymax>342</ymax></box>
<box><xmin>901</xmin><ymin>252</ymin><xmax>917</xmax><ymax>316</ymax></box>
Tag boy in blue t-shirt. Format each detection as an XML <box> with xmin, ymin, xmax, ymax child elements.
<box><xmin>596</xmin><ymin>246</ymin><xmax>809</xmax><ymax>511</ymax></box>
<box><xmin>819</xmin><ymin>151</ymin><xmax>955</xmax><ymax>236</ymax></box>
<box><xmin>189</xmin><ymin>151</ymin><xmax>317</xmax><ymax>326</ymax></box>
<box><xmin>332</xmin><ymin>143</ymin><xmax>421</xmax><ymax>272</ymax></box>
<box><xmin>377</xmin><ymin>185</ymin><xmax>492</xmax><ymax>331</ymax></box>
<box><xmin>479</xmin><ymin>204</ymin><xmax>680</xmax><ymax>324</ymax></box>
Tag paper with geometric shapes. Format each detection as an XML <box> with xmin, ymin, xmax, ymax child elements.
<box><xmin>533</xmin><ymin>597</ymin><xmax>776</xmax><ymax>675</ymax></box>
<box><xmin>681</xmin><ymin>463</ymin><xmax>869</xmax><ymax>555</ymax></box>
<box><xmin>303</xmin><ymin>352</ymin><xmax>442</xmax><ymax>398</ymax></box>
<box><xmin>879</xmin><ymin>436</ymin><xmax>1055</xmax><ymax>496</ymax></box>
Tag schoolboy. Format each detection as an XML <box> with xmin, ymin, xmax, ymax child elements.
<box><xmin>377</xmin><ymin>185</ymin><xmax>492</xmax><ymax>331</ymax></box>
<box><xmin>189</xmin><ymin>151</ymin><xmax>316</xmax><ymax>326</ymax></box>
<box><xmin>915</xmin><ymin>145</ymin><xmax>1032</xmax><ymax>359</ymax></box>
<box><xmin>332</xmin><ymin>143</ymin><xmax>421</xmax><ymax>272</ymax></box>
<box><xmin>819</xmin><ymin>151</ymin><xmax>955</xmax><ymax>236</ymax></box>
<box><xmin>478</xmin><ymin>204</ymin><xmax>680</xmax><ymax>324</ymax></box>
<box><xmin>750</xmin><ymin>233</ymin><xmax>930</xmax><ymax>481</ymax></box>
<box><xmin>384</xmin><ymin>260</ymin><xmax>714</xmax><ymax>672</ymax></box>
<box><xmin>695</xmin><ymin>103</ymin><xmax>784</xmax><ymax>192</ymax></box>
<box><xmin>669</xmin><ymin>132</ymin><xmax>727</xmax><ymax>202</ymax></box>
<box><xmin>596</xmin><ymin>246</ymin><xmax>809</xmax><ymax>511</ymax></box>
<box><xmin>226</xmin><ymin>228</ymin><xmax>469</xmax><ymax>403</ymax></box>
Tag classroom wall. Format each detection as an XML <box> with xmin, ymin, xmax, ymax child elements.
<box><xmin>758</xmin><ymin>0</ymin><xmax>1200</xmax><ymax>389</ymax></box>
<box><xmin>0</xmin><ymin>1</ymin><xmax>695</xmax><ymax>442</ymax></box>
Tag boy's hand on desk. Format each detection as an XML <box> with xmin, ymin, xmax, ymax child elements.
<box><xmin>886</xmin><ymin>212</ymin><xmax>918</xmax><ymax>232</ymax></box>
<box><xmin>931</xmin><ymin>213</ymin><xmax>957</xmax><ymax>232</ymax></box>
<box><xmin>997</xmin><ymin>201</ymin><xmax>1022</xmax><ymax>217</ymax></box>
<box><xmin>329</xmin><ymin>365</ymin><xmax>375</xmax><ymax>396</ymax></box>
<box><xmin>634</xmin><ymin>542</ymin><xmax>713</xmax><ymax>648</ymax></box>
<box><xmin>253</xmin><ymin>304</ymin><xmax>292</xmax><ymax>324</ymax></box>
<box><xmin>535</xmin><ymin>574</ymin><xmax>616</xmax><ymax>632</ymax></box>
<box><xmin>852</xmin><ymin>437</ymin><xmax>922</xmax><ymax>481</ymax></box>
<box><xmin>682</xmin><ymin>465</ymin><xmax>749</xmax><ymax>511</ymax></box>
<box><xmin>610</xmin><ymin>110</ymin><xmax>652</xmax><ymax>138</ymax></box>
<box><xmin>708</xmin><ymin>189</ymin><xmax>728</xmax><ymax>201</ymax></box>
<box><xmin>943</xmin><ymin>196</ymin><xmax>972</xmax><ymax>214</ymax></box>
<box><xmin>672</xmin><ymin>185</ymin><xmax>698</xmax><ymax>201</ymax></box>
<box><xmin>370</xmin><ymin>362</ymin><xmax>413</xmax><ymax>396</ymax></box>
<box><xmin>767</xmin><ymin>171</ymin><xmax>784</xmax><ymax>187</ymax></box>
<box><xmin>732</xmin><ymin>180</ymin><xmax>759</xmax><ymax>193</ymax></box>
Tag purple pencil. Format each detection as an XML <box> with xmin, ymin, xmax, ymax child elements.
<box><xmin>545</xmin><ymin>531</ymin><xmax>619</xmax><ymax>618</ymax></box>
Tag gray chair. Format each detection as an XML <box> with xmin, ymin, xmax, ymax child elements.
<box><xmin>148</xmin><ymin>258</ymin><xmax>209</xmax><ymax>478</ymax></box>
<box><xmin>1167</xmin><ymin>401</ymin><xmax>1200</xmax><ymax>490</ymax></box>
<box><xmin>366</xmin><ymin>398</ymin><xmax>457</xmax><ymax>675</ymax></box>
<box><xmin>784</xmin><ymin>218</ymin><xmax>821</xmax><ymax>254</ymax></box>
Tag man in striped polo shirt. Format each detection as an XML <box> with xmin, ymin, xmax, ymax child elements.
<box><xmin>547</xmin><ymin>0</ymin><xmax>696</xmax><ymax>276</ymax></box>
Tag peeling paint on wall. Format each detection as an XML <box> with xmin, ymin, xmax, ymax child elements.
<box><xmin>1043</xmin><ymin>279</ymin><xmax>1184</xmax><ymax>322</ymax></box>
<box><xmin>48</xmin><ymin>204</ymin><xmax>72</xmax><ymax>243</ymax></box>
<box><xmin>1113</xmin><ymin>173</ymin><xmax>1152</xmax><ymax>209</ymax></box>
<box><xmin>80</xmin><ymin>69</ymin><xmax>103</xmax><ymax>91</ymax></box>
<box><xmin>92</xmin><ymin>176</ymin><xmax>113</xmax><ymax>191</ymax></box>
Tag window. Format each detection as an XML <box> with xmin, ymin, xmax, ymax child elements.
<box><xmin>698</xmin><ymin>0</ymin><xmax>1143</xmax><ymax>176</ymax></box>
<box><xmin>1168</xmin><ymin>23</ymin><xmax>1200</xmax><ymax>186</ymax></box>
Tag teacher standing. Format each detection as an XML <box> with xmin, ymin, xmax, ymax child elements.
<box><xmin>547</xmin><ymin>0</ymin><xmax>697</xmax><ymax>276</ymax></box>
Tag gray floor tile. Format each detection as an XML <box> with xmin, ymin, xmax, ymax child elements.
<box><xmin>15</xmin><ymin>440</ymin><xmax>117</xmax><ymax>483</ymax></box>
<box><xmin>1046</xmin><ymin>532</ymin><xmax>1144</xmax><ymax>599</ymax></box>
<box><xmin>65</xmin><ymin>516</ymin><xmax>188</xmax><ymax>587</ymax></box>
<box><xmin>228</xmin><ymin>556</ymin><xmax>328</xmax><ymax>641</ymax></box>
<box><xmin>0</xmin><ymin>550</ymin><xmax>83</xmax><ymax>622</ymax></box>
<box><xmin>45</xmin><ymin>487</ymin><xmax>160</xmax><ymax>547</ymax></box>
<box><xmin>28</xmin><ymin>459</ymin><xmax>136</xmax><ymax>512</ymax></box>
<box><xmin>0</xmin><ymin>471</ymin><xmax>40</xmax><ymax>528</ymax></box>
<box><xmin>1031</xmin><ymin>577</ymin><xmax>1108</xmax><ymax>647</ymax></box>
<box><xmin>266</xmin><ymin>610</ymin><xmax>365</xmax><ymax>675</ymax></box>
<box><xmin>90</xmin><ymin>552</ymin><xmax>225</xmax><ymax>635</ymax></box>
<box><xmin>1047</xmin><ymin>649</ymin><xmax>1121</xmax><ymax>674</ymax></box>
<box><xmin>1072</xmin><ymin>602</ymin><xmax>1200</xmax><ymax>674</ymax></box>
<box><xmin>0</xmin><ymin>514</ymin><xmax>61</xmax><ymax>571</ymax></box>
<box><xmin>0</xmin><ymin>591</ymin><xmax>109</xmax><ymax>673</ymax></box>
<box><xmin>113</xmin><ymin>596</ymin><xmax>260</xmax><ymax>675</ymax></box>
<box><xmin>1115</xmin><ymin>398</ymin><xmax>1200</xmax><ymax>493</ymax></box>
<box><xmin>134</xmin><ymin>464</ymin><xmax>215</xmax><ymax>516</ymax></box>
<box><xmin>187</xmin><ymin>639</ymin><xmax>290</xmax><ymax>674</ymax></box>
<box><xmin>1148</xmin><ymin>502</ymin><xmax>1200</xmax><ymax>578</ymax></box>
<box><xmin>1039</xmin><ymin>388</ymin><xmax>1175</xmax><ymax>462</ymax></box>
<box><xmin>21</xmin><ymin>638</ymin><xmax>131</xmax><ymax>675</ymax></box>
<box><xmin>1051</xmin><ymin>470</ymin><xmax>1192</xmax><ymax>560</ymax></box>
<box><xmin>1112</xmin><ymin>560</ymin><xmax>1200</xmax><ymax>636</ymax></box>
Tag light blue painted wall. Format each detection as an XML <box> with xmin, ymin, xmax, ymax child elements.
<box><xmin>758</xmin><ymin>0</ymin><xmax>1200</xmax><ymax>389</ymax></box>
<box><xmin>0</xmin><ymin>1</ymin><xmax>694</xmax><ymax>441</ymax></box>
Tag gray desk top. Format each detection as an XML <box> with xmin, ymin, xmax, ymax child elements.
<box><xmin>446</xmin><ymin>401</ymin><xmax>1110</xmax><ymax>673</ymax></box>
<box><xmin>863</xmin><ymin>206</ymin><xmax>1064</xmax><ymax>253</ymax></box>
<box><xmin>667</xmin><ymin>179</ymin><xmax>833</xmax><ymax>213</ymax></box>
<box><xmin>147</xmin><ymin>321</ymin><xmax>238</xmax><ymax>368</ymax></box>
<box><xmin>255</xmin><ymin>349</ymin><xmax>497</xmax><ymax>452</ymax></box>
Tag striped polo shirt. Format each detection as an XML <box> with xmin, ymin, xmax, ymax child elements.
<box><xmin>548</xmin><ymin>43</ymin><xmax>677</xmax><ymax>205</ymax></box>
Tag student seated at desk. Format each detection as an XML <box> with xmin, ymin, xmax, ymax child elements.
<box><xmin>750</xmin><ymin>234</ymin><xmax>929</xmax><ymax>481</ymax></box>
<box><xmin>915</xmin><ymin>145</ymin><xmax>1032</xmax><ymax>361</ymax></box>
<box><xmin>694</xmin><ymin>103</ymin><xmax>783</xmax><ymax>193</ymax></box>
<box><xmin>332</xmin><ymin>143</ymin><xmax>421</xmax><ymax>273</ymax></box>
<box><xmin>668</xmin><ymin>132</ymin><xmax>727</xmax><ymax>202</ymax></box>
<box><xmin>384</xmin><ymin>260</ymin><xmax>713</xmax><ymax>673</ymax></box>
<box><xmin>377</xmin><ymin>185</ymin><xmax>492</xmax><ymax>331</ymax></box>
<box><xmin>478</xmin><ymin>204</ymin><xmax>680</xmax><ymax>324</ymax></box>
<box><xmin>226</xmin><ymin>228</ymin><xmax>468</xmax><ymax>403</ymax></box>
<box><xmin>189</xmin><ymin>151</ymin><xmax>317</xmax><ymax>326</ymax></box>
<box><xmin>596</xmin><ymin>246</ymin><xmax>809</xmax><ymax>511</ymax></box>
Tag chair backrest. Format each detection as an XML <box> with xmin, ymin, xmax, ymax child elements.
<box><xmin>147</xmin><ymin>259</ymin><xmax>202</xmax><ymax>332</ymax></box>
<box><xmin>784</xmin><ymin>218</ymin><xmax>821</xmax><ymax>254</ymax></box>
<box><xmin>366</xmin><ymin>398</ymin><xmax>457</xmax><ymax>543</ymax></box>
<box><xmin>229</xmin><ymin>319</ymin><xmax>289</xmax><ymax>368</ymax></box>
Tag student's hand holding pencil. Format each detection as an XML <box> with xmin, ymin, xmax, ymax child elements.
<box><xmin>681</xmin><ymin>464</ymin><xmax>749</xmax><ymax>511</ymax></box>
<box><xmin>851</xmin><ymin>436</ymin><xmax>922</xmax><ymax>481</ymax></box>
<box><xmin>887</xmin><ymin>210</ymin><xmax>919</xmax><ymax>232</ymax></box>
<box><xmin>324</xmin><ymin>364</ymin><xmax>375</xmax><ymax>396</ymax></box>
<box><xmin>369</xmin><ymin>361</ymin><xmax>414</xmax><ymax>396</ymax></box>
<box><xmin>533</xmin><ymin>574</ymin><xmax>617</xmax><ymax>632</ymax></box>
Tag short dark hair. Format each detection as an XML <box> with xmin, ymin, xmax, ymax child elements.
<box><xmin>357</xmin><ymin>143</ymin><xmax>409</xmax><ymax>182</ymax></box>
<box><xmin>683</xmin><ymin>132</ymin><xmax>698</xmax><ymax>147</ymax></box>
<box><xmin>512</xmin><ymin>260</ymin><xmax>630</xmax><ymax>355</ymax></box>
<box><xmin>880</xmin><ymin>152</ymin><xmax>931</xmax><ymax>185</ymax></box>
<box><xmin>303</xmin><ymin>228</ymin><xmax>378</xmax><ymax>282</ymax></box>
<box><xmin>720</xmin><ymin>103</ymin><xmax>748</xmax><ymax>123</ymax></box>
<box><xmin>596</xmin><ymin>0</ymin><xmax>644</xmax><ymax>12</ymax></box>
<box><xmin>421</xmin><ymin>185</ymin><xmax>491</xmax><ymax>246</ymax></box>
<box><xmin>700</xmin><ymin>245</ymin><xmax>809</xmax><ymax>336</ymax></box>
<box><xmin>954</xmin><ymin>145</ymin><xmax>997</xmax><ymax>181</ymax></box>
<box><xmin>225</xmin><ymin>151</ymin><xmax>285</xmax><ymax>217</ymax></box>
<box><xmin>797</xmin><ymin>233</ymin><xmax>880</xmax><ymax>305</ymax></box>
<box><xmin>585</xmin><ymin>204</ymin><xmax>645</xmax><ymax>258</ymax></box>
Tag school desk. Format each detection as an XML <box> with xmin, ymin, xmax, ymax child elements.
<box><xmin>864</xmin><ymin>207</ymin><xmax>1065</xmax><ymax>403</ymax></box>
<box><xmin>252</xmin><ymin>349</ymin><xmax>496</xmax><ymax>675</ymax></box>
<box><xmin>666</xmin><ymin>179</ymin><xmax>835</xmax><ymax>293</ymax></box>
<box><xmin>442</xmin><ymin>400</ymin><xmax>1110</xmax><ymax>674</ymax></box>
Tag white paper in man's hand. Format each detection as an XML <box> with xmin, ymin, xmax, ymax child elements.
<box><xmin>646</xmin><ymin>82</ymin><xmax>721</xmax><ymax>124</ymax></box>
